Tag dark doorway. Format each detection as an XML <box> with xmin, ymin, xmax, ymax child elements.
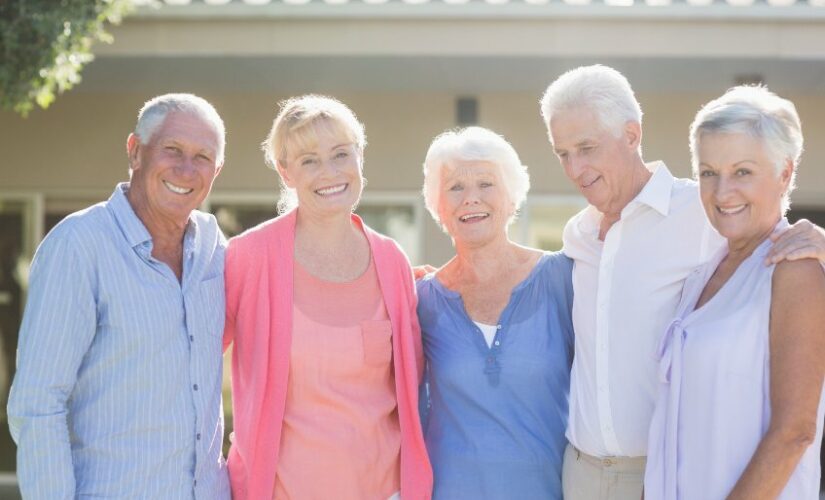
<box><xmin>788</xmin><ymin>206</ymin><xmax>825</xmax><ymax>228</ymax></box>
<box><xmin>0</xmin><ymin>204</ymin><xmax>25</xmax><ymax>474</ymax></box>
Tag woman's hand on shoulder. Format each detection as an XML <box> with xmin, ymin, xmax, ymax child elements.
<box><xmin>412</xmin><ymin>264</ymin><xmax>437</xmax><ymax>280</ymax></box>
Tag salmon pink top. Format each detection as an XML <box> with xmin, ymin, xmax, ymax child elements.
<box><xmin>273</xmin><ymin>259</ymin><xmax>401</xmax><ymax>499</ymax></box>
<box><xmin>223</xmin><ymin>209</ymin><xmax>432</xmax><ymax>500</ymax></box>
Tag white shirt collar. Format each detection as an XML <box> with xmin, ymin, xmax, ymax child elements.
<box><xmin>630</xmin><ymin>161</ymin><xmax>675</xmax><ymax>217</ymax></box>
<box><xmin>577</xmin><ymin>161</ymin><xmax>676</xmax><ymax>236</ymax></box>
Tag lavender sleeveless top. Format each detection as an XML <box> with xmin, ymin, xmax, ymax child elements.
<box><xmin>645</xmin><ymin>219</ymin><xmax>825</xmax><ymax>500</ymax></box>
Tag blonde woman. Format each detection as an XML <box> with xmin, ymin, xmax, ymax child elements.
<box><xmin>223</xmin><ymin>95</ymin><xmax>432</xmax><ymax>499</ymax></box>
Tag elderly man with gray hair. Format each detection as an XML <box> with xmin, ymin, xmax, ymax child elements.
<box><xmin>8</xmin><ymin>94</ymin><xmax>231</xmax><ymax>499</ymax></box>
<box><xmin>539</xmin><ymin>65</ymin><xmax>825</xmax><ymax>500</ymax></box>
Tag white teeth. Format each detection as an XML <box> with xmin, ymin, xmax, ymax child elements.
<box><xmin>460</xmin><ymin>213</ymin><xmax>489</xmax><ymax>222</ymax></box>
<box><xmin>163</xmin><ymin>181</ymin><xmax>193</xmax><ymax>195</ymax></box>
<box><xmin>718</xmin><ymin>205</ymin><xmax>746</xmax><ymax>215</ymax></box>
<box><xmin>315</xmin><ymin>184</ymin><xmax>346</xmax><ymax>196</ymax></box>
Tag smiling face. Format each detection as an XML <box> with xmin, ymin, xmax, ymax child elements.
<box><xmin>127</xmin><ymin>110</ymin><xmax>223</xmax><ymax>226</ymax></box>
<box><xmin>437</xmin><ymin>160</ymin><xmax>513</xmax><ymax>247</ymax></box>
<box><xmin>549</xmin><ymin>106</ymin><xmax>641</xmax><ymax>216</ymax></box>
<box><xmin>697</xmin><ymin>132</ymin><xmax>791</xmax><ymax>249</ymax></box>
<box><xmin>277</xmin><ymin>120</ymin><xmax>363</xmax><ymax>218</ymax></box>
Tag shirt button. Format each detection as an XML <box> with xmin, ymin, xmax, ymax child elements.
<box><xmin>496</xmin><ymin>325</ymin><xmax>502</xmax><ymax>330</ymax></box>
<box><xmin>189</xmin><ymin>335</ymin><xmax>194</xmax><ymax>342</ymax></box>
<box><xmin>193</xmin><ymin>384</ymin><xmax>199</xmax><ymax>391</ymax></box>
<box><xmin>196</xmin><ymin>433</ymin><xmax>201</xmax><ymax>440</ymax></box>
<box><xmin>494</xmin><ymin>340</ymin><xmax>500</xmax><ymax>346</ymax></box>
<box><xmin>194</xmin><ymin>479</ymin><xmax>197</xmax><ymax>487</ymax></box>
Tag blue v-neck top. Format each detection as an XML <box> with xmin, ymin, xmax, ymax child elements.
<box><xmin>417</xmin><ymin>251</ymin><xmax>574</xmax><ymax>500</ymax></box>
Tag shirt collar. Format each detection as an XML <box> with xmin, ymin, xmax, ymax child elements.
<box><xmin>108</xmin><ymin>182</ymin><xmax>199</xmax><ymax>253</ymax></box>
<box><xmin>575</xmin><ymin>161</ymin><xmax>676</xmax><ymax>237</ymax></box>
<box><xmin>108</xmin><ymin>183</ymin><xmax>152</xmax><ymax>249</ymax></box>
<box><xmin>629</xmin><ymin>161</ymin><xmax>675</xmax><ymax>217</ymax></box>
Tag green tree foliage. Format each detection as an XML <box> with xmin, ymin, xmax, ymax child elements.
<box><xmin>0</xmin><ymin>0</ymin><xmax>136</xmax><ymax>116</ymax></box>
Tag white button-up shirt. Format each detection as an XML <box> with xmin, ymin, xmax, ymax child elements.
<box><xmin>563</xmin><ymin>162</ymin><xmax>724</xmax><ymax>458</ymax></box>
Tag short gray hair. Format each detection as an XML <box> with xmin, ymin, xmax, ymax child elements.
<box><xmin>690</xmin><ymin>85</ymin><xmax>802</xmax><ymax>213</ymax></box>
<box><xmin>135</xmin><ymin>93</ymin><xmax>226</xmax><ymax>164</ymax></box>
<box><xmin>540</xmin><ymin>64</ymin><xmax>643</xmax><ymax>141</ymax></box>
<box><xmin>422</xmin><ymin>126</ymin><xmax>530</xmax><ymax>227</ymax></box>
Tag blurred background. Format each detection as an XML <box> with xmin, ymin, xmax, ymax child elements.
<box><xmin>1</xmin><ymin>0</ymin><xmax>824</xmax><ymax>497</ymax></box>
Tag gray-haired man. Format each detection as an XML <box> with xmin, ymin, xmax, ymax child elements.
<box><xmin>9</xmin><ymin>94</ymin><xmax>231</xmax><ymax>498</ymax></box>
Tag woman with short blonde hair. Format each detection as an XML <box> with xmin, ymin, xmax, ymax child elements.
<box><xmin>224</xmin><ymin>95</ymin><xmax>432</xmax><ymax>500</ymax></box>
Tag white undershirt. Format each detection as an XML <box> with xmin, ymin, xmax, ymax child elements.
<box><xmin>473</xmin><ymin>321</ymin><xmax>498</xmax><ymax>348</ymax></box>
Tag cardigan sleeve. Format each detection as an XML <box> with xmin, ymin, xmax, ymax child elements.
<box><xmin>223</xmin><ymin>237</ymin><xmax>242</xmax><ymax>352</ymax></box>
<box><xmin>405</xmin><ymin>261</ymin><xmax>425</xmax><ymax>382</ymax></box>
<box><xmin>391</xmin><ymin>239</ymin><xmax>425</xmax><ymax>381</ymax></box>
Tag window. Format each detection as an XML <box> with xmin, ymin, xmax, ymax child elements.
<box><xmin>211</xmin><ymin>202</ymin><xmax>278</xmax><ymax>239</ymax></box>
<box><xmin>44</xmin><ymin>196</ymin><xmax>107</xmax><ymax>235</ymax></box>
<box><xmin>0</xmin><ymin>195</ymin><xmax>40</xmax><ymax>473</ymax></box>
<box><xmin>355</xmin><ymin>202</ymin><xmax>420</xmax><ymax>264</ymax></box>
<box><xmin>510</xmin><ymin>197</ymin><xmax>585</xmax><ymax>251</ymax></box>
<box><xmin>207</xmin><ymin>192</ymin><xmax>423</xmax><ymax>263</ymax></box>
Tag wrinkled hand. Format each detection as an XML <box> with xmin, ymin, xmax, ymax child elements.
<box><xmin>766</xmin><ymin>218</ymin><xmax>825</xmax><ymax>265</ymax></box>
<box><xmin>412</xmin><ymin>264</ymin><xmax>437</xmax><ymax>280</ymax></box>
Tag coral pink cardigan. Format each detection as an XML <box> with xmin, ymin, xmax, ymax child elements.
<box><xmin>223</xmin><ymin>209</ymin><xmax>433</xmax><ymax>500</ymax></box>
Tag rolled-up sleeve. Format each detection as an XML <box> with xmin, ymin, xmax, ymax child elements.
<box><xmin>7</xmin><ymin>232</ymin><xmax>97</xmax><ymax>499</ymax></box>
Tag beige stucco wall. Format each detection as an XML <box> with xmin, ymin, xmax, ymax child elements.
<box><xmin>5</xmin><ymin>90</ymin><xmax>825</xmax><ymax>194</ymax></box>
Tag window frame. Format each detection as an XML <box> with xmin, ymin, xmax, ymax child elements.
<box><xmin>204</xmin><ymin>190</ymin><xmax>427</xmax><ymax>263</ymax></box>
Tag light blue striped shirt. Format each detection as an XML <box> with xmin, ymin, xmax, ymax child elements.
<box><xmin>8</xmin><ymin>183</ymin><xmax>230</xmax><ymax>499</ymax></box>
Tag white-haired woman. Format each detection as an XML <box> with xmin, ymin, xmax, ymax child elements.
<box><xmin>417</xmin><ymin>127</ymin><xmax>574</xmax><ymax>499</ymax></box>
<box><xmin>645</xmin><ymin>86</ymin><xmax>825</xmax><ymax>499</ymax></box>
<box><xmin>223</xmin><ymin>95</ymin><xmax>432</xmax><ymax>499</ymax></box>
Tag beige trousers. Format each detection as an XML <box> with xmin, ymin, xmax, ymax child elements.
<box><xmin>562</xmin><ymin>443</ymin><xmax>647</xmax><ymax>500</ymax></box>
